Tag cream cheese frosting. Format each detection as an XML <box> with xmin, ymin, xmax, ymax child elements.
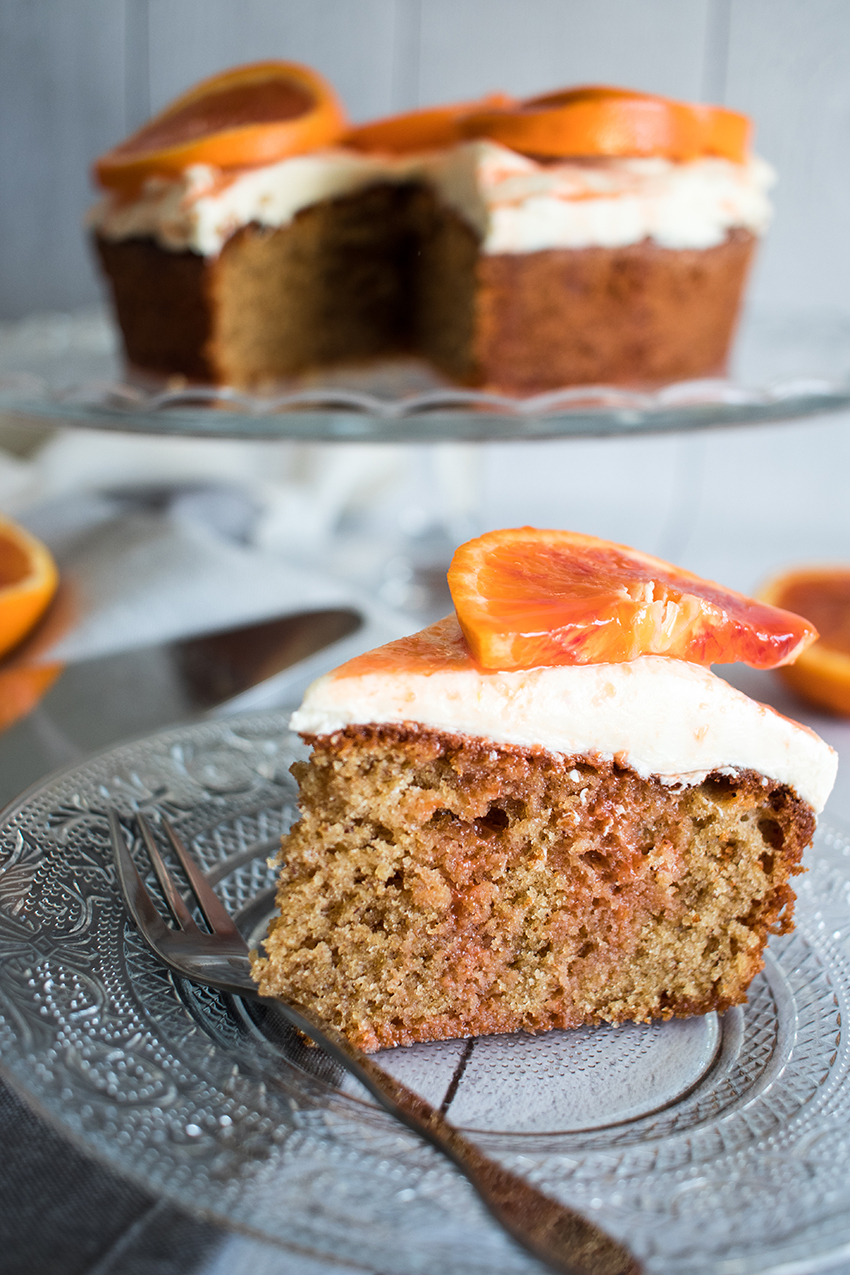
<box><xmin>290</xmin><ymin>653</ymin><xmax>836</xmax><ymax>813</ymax></box>
<box><xmin>89</xmin><ymin>139</ymin><xmax>774</xmax><ymax>258</ymax></box>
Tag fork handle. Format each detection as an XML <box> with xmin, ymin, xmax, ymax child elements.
<box><xmin>273</xmin><ymin>996</ymin><xmax>639</xmax><ymax>1275</ymax></box>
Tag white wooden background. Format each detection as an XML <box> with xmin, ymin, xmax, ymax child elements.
<box><xmin>0</xmin><ymin>0</ymin><xmax>847</xmax><ymax>321</ymax></box>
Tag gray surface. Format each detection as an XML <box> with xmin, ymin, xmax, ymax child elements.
<box><xmin>1</xmin><ymin>0</ymin><xmax>850</xmax><ymax>323</ymax></box>
<box><xmin>0</xmin><ymin>1078</ymin><xmax>220</xmax><ymax>1275</ymax></box>
<box><xmin>2</xmin><ymin>409</ymin><xmax>850</xmax><ymax>1270</ymax></box>
<box><xmin>0</xmin><ymin>0</ymin><xmax>125</xmax><ymax>318</ymax></box>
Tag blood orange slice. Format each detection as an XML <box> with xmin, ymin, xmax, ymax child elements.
<box><xmin>460</xmin><ymin>85</ymin><xmax>750</xmax><ymax>163</ymax></box>
<box><xmin>760</xmin><ymin>567</ymin><xmax>850</xmax><ymax>715</ymax></box>
<box><xmin>343</xmin><ymin>93</ymin><xmax>513</xmax><ymax>155</ymax></box>
<box><xmin>94</xmin><ymin>62</ymin><xmax>347</xmax><ymax>195</ymax></box>
<box><xmin>448</xmin><ymin>528</ymin><xmax>815</xmax><ymax>671</ymax></box>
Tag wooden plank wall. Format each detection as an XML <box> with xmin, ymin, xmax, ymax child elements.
<box><xmin>0</xmin><ymin>0</ymin><xmax>845</xmax><ymax>319</ymax></box>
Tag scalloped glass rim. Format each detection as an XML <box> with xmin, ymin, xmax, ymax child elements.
<box><xmin>2</xmin><ymin>710</ymin><xmax>850</xmax><ymax>1274</ymax></box>
<box><xmin>1</xmin><ymin>305</ymin><xmax>850</xmax><ymax>441</ymax></box>
<box><xmin>1</xmin><ymin>374</ymin><xmax>849</xmax><ymax>441</ymax></box>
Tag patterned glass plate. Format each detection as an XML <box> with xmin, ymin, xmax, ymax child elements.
<box><xmin>2</xmin><ymin>710</ymin><xmax>850</xmax><ymax>1274</ymax></box>
<box><xmin>1</xmin><ymin>308</ymin><xmax>850</xmax><ymax>441</ymax></box>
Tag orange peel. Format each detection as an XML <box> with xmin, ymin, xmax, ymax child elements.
<box><xmin>448</xmin><ymin>527</ymin><xmax>814</xmax><ymax>671</ymax></box>
<box><xmin>459</xmin><ymin>85</ymin><xmax>751</xmax><ymax>163</ymax></box>
<box><xmin>0</xmin><ymin>516</ymin><xmax>59</xmax><ymax>661</ymax></box>
<box><xmin>94</xmin><ymin>61</ymin><xmax>348</xmax><ymax>195</ymax></box>
<box><xmin>343</xmin><ymin>93</ymin><xmax>513</xmax><ymax>155</ymax></box>
<box><xmin>760</xmin><ymin>567</ymin><xmax>850</xmax><ymax>715</ymax></box>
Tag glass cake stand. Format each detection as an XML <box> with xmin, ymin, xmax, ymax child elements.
<box><xmin>1</xmin><ymin>306</ymin><xmax>850</xmax><ymax>442</ymax></box>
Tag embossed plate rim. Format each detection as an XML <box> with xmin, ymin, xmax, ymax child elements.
<box><xmin>0</xmin><ymin>709</ymin><xmax>849</xmax><ymax>1275</ymax></box>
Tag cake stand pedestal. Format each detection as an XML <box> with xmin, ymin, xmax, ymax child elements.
<box><xmin>2</xmin><ymin>305</ymin><xmax>850</xmax><ymax>617</ymax></box>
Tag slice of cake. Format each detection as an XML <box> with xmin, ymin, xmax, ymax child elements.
<box><xmin>252</xmin><ymin>531</ymin><xmax>836</xmax><ymax>1052</ymax></box>
<box><xmin>90</xmin><ymin>70</ymin><xmax>772</xmax><ymax>392</ymax></box>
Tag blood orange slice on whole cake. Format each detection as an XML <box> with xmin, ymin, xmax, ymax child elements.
<box><xmin>94</xmin><ymin>61</ymin><xmax>347</xmax><ymax>194</ymax></box>
<box><xmin>460</xmin><ymin>85</ymin><xmax>750</xmax><ymax>162</ymax></box>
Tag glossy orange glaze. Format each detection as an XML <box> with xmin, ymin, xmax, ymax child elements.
<box><xmin>335</xmin><ymin>614</ymin><xmax>474</xmax><ymax>678</ymax></box>
<box><xmin>448</xmin><ymin>528</ymin><xmax>816</xmax><ymax>671</ymax></box>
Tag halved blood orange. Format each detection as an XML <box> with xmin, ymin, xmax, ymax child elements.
<box><xmin>459</xmin><ymin>85</ymin><xmax>750</xmax><ymax>163</ymax></box>
<box><xmin>448</xmin><ymin>528</ymin><xmax>815</xmax><ymax>671</ymax></box>
<box><xmin>0</xmin><ymin>516</ymin><xmax>58</xmax><ymax>661</ymax></box>
<box><xmin>760</xmin><ymin>568</ymin><xmax>850</xmax><ymax>715</ymax></box>
<box><xmin>343</xmin><ymin>93</ymin><xmax>513</xmax><ymax>155</ymax></box>
<box><xmin>94</xmin><ymin>61</ymin><xmax>347</xmax><ymax>195</ymax></box>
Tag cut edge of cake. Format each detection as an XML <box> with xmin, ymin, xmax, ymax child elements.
<box><xmin>251</xmin><ymin>615</ymin><xmax>836</xmax><ymax>1052</ymax></box>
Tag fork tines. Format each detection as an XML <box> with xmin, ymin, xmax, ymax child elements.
<box><xmin>136</xmin><ymin>812</ymin><xmax>241</xmax><ymax>938</ymax></box>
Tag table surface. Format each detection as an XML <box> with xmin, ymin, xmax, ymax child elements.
<box><xmin>4</xmin><ymin>407</ymin><xmax>850</xmax><ymax>1274</ymax></box>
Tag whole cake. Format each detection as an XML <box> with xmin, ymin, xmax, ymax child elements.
<box><xmin>252</xmin><ymin>530</ymin><xmax>836</xmax><ymax>1052</ymax></box>
<box><xmin>90</xmin><ymin>65</ymin><xmax>773</xmax><ymax>393</ymax></box>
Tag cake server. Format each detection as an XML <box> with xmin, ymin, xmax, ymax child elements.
<box><xmin>108</xmin><ymin>808</ymin><xmax>640</xmax><ymax>1275</ymax></box>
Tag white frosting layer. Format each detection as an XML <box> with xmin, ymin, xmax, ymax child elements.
<box><xmin>89</xmin><ymin>151</ymin><xmax>398</xmax><ymax>258</ymax></box>
<box><xmin>290</xmin><ymin>655</ymin><xmax>836</xmax><ymax>813</ymax></box>
<box><xmin>89</xmin><ymin>140</ymin><xmax>774</xmax><ymax>257</ymax></box>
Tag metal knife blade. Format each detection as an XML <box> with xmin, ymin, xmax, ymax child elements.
<box><xmin>0</xmin><ymin>606</ymin><xmax>363</xmax><ymax>807</ymax></box>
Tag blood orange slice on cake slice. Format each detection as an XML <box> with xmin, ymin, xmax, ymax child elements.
<box><xmin>448</xmin><ymin>527</ymin><xmax>816</xmax><ymax>671</ymax></box>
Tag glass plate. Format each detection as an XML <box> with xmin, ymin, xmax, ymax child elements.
<box><xmin>2</xmin><ymin>709</ymin><xmax>850</xmax><ymax>1274</ymax></box>
<box><xmin>1</xmin><ymin>308</ymin><xmax>850</xmax><ymax>442</ymax></box>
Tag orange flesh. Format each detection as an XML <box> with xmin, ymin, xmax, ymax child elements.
<box><xmin>447</xmin><ymin>529</ymin><xmax>815</xmax><ymax>671</ymax></box>
<box><xmin>774</xmin><ymin>577</ymin><xmax>850</xmax><ymax>656</ymax></box>
<box><xmin>0</xmin><ymin>520</ymin><xmax>59</xmax><ymax>663</ymax></box>
<box><xmin>0</xmin><ymin>536</ymin><xmax>31</xmax><ymax>589</ymax></box>
<box><xmin>111</xmin><ymin>80</ymin><xmax>314</xmax><ymax>158</ymax></box>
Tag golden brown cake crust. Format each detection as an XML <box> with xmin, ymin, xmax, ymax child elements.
<box><xmin>472</xmin><ymin>228</ymin><xmax>756</xmax><ymax>392</ymax></box>
<box><xmin>252</xmin><ymin>723</ymin><xmax>812</xmax><ymax>1052</ymax></box>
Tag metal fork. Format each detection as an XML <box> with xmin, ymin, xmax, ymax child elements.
<box><xmin>108</xmin><ymin>809</ymin><xmax>639</xmax><ymax>1275</ymax></box>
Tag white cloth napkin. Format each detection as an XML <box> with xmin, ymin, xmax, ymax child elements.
<box><xmin>0</xmin><ymin>428</ymin><xmax>415</xmax><ymax>666</ymax></box>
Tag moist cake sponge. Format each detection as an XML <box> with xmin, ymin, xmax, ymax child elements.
<box><xmin>252</xmin><ymin>723</ymin><xmax>812</xmax><ymax>1053</ymax></box>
